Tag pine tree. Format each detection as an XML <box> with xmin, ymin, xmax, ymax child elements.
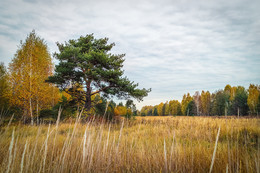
<box><xmin>47</xmin><ymin>34</ymin><xmax>150</xmax><ymax>112</ymax></box>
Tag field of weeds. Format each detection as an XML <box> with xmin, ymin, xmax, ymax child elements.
<box><xmin>0</xmin><ymin>115</ymin><xmax>259</xmax><ymax>173</ymax></box>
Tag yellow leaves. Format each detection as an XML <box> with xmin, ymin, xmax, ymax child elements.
<box><xmin>140</xmin><ymin>105</ymin><xmax>153</xmax><ymax>116</ymax></box>
<box><xmin>8</xmin><ymin>31</ymin><xmax>60</xmax><ymax>117</ymax></box>
<box><xmin>169</xmin><ymin>100</ymin><xmax>181</xmax><ymax>116</ymax></box>
<box><xmin>114</xmin><ymin>106</ymin><xmax>127</xmax><ymax>116</ymax></box>
<box><xmin>201</xmin><ymin>90</ymin><xmax>211</xmax><ymax>115</ymax></box>
<box><xmin>157</xmin><ymin>102</ymin><xmax>164</xmax><ymax>116</ymax></box>
<box><xmin>224</xmin><ymin>84</ymin><xmax>232</xmax><ymax>94</ymax></box>
<box><xmin>181</xmin><ymin>93</ymin><xmax>193</xmax><ymax>115</ymax></box>
<box><xmin>0</xmin><ymin>63</ymin><xmax>10</xmax><ymax>107</ymax></box>
<box><xmin>248</xmin><ymin>84</ymin><xmax>260</xmax><ymax>115</ymax></box>
<box><xmin>230</xmin><ymin>86</ymin><xmax>237</xmax><ymax>101</ymax></box>
<box><xmin>61</xmin><ymin>91</ymin><xmax>71</xmax><ymax>101</ymax></box>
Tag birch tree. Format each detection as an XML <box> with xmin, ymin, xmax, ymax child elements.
<box><xmin>9</xmin><ymin>31</ymin><xmax>59</xmax><ymax>123</ymax></box>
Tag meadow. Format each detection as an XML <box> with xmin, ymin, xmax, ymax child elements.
<box><xmin>0</xmin><ymin>115</ymin><xmax>259</xmax><ymax>173</ymax></box>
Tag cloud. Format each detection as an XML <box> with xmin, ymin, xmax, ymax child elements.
<box><xmin>0</xmin><ymin>0</ymin><xmax>260</xmax><ymax>109</ymax></box>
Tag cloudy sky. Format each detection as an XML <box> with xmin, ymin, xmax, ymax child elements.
<box><xmin>1</xmin><ymin>0</ymin><xmax>260</xmax><ymax>109</ymax></box>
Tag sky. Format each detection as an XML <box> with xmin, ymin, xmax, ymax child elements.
<box><xmin>0</xmin><ymin>0</ymin><xmax>260</xmax><ymax>109</ymax></box>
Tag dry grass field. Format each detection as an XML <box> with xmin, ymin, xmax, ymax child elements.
<box><xmin>0</xmin><ymin>115</ymin><xmax>259</xmax><ymax>173</ymax></box>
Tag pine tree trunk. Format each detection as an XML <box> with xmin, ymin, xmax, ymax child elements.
<box><xmin>85</xmin><ymin>96</ymin><xmax>92</xmax><ymax>111</ymax></box>
<box><xmin>85</xmin><ymin>81</ymin><xmax>92</xmax><ymax>111</ymax></box>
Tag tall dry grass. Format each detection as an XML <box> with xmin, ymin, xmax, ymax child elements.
<box><xmin>0</xmin><ymin>115</ymin><xmax>259</xmax><ymax>173</ymax></box>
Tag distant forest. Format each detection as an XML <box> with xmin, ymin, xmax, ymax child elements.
<box><xmin>140</xmin><ymin>84</ymin><xmax>260</xmax><ymax>116</ymax></box>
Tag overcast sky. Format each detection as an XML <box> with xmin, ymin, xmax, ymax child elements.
<box><xmin>1</xmin><ymin>0</ymin><xmax>260</xmax><ymax>109</ymax></box>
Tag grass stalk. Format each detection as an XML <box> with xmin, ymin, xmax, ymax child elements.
<box><xmin>19</xmin><ymin>140</ymin><xmax>27</xmax><ymax>173</ymax></box>
<box><xmin>209</xmin><ymin>126</ymin><xmax>221</xmax><ymax>173</ymax></box>
<box><xmin>6</xmin><ymin>128</ymin><xmax>15</xmax><ymax>173</ymax></box>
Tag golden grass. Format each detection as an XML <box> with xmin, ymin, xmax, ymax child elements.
<box><xmin>0</xmin><ymin>116</ymin><xmax>259</xmax><ymax>173</ymax></box>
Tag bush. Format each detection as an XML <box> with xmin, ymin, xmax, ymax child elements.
<box><xmin>39</xmin><ymin>109</ymin><xmax>55</xmax><ymax>119</ymax></box>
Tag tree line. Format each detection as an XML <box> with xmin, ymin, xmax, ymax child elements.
<box><xmin>0</xmin><ymin>31</ymin><xmax>149</xmax><ymax>123</ymax></box>
<box><xmin>140</xmin><ymin>84</ymin><xmax>260</xmax><ymax>116</ymax></box>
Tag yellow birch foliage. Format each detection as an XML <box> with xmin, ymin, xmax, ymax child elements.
<box><xmin>157</xmin><ymin>102</ymin><xmax>164</xmax><ymax>116</ymax></box>
<box><xmin>230</xmin><ymin>86</ymin><xmax>237</xmax><ymax>101</ymax></box>
<box><xmin>169</xmin><ymin>100</ymin><xmax>181</xmax><ymax>116</ymax></box>
<box><xmin>201</xmin><ymin>90</ymin><xmax>211</xmax><ymax>116</ymax></box>
<box><xmin>0</xmin><ymin>63</ymin><xmax>10</xmax><ymax>107</ymax></box>
<box><xmin>114</xmin><ymin>106</ymin><xmax>127</xmax><ymax>116</ymax></box>
<box><xmin>181</xmin><ymin>93</ymin><xmax>193</xmax><ymax>115</ymax></box>
<box><xmin>247</xmin><ymin>84</ymin><xmax>259</xmax><ymax>115</ymax></box>
<box><xmin>8</xmin><ymin>31</ymin><xmax>60</xmax><ymax>117</ymax></box>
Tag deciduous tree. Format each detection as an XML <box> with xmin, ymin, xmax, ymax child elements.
<box><xmin>157</xmin><ymin>102</ymin><xmax>164</xmax><ymax>116</ymax></box>
<box><xmin>193</xmin><ymin>91</ymin><xmax>201</xmax><ymax>116</ymax></box>
<box><xmin>9</xmin><ymin>31</ymin><xmax>59</xmax><ymax>123</ymax></box>
<box><xmin>181</xmin><ymin>93</ymin><xmax>193</xmax><ymax>115</ymax></box>
<box><xmin>0</xmin><ymin>63</ymin><xmax>9</xmax><ymax>109</ymax></box>
<box><xmin>169</xmin><ymin>100</ymin><xmax>182</xmax><ymax>116</ymax></box>
<box><xmin>201</xmin><ymin>91</ymin><xmax>211</xmax><ymax>116</ymax></box>
<box><xmin>247</xmin><ymin>84</ymin><xmax>260</xmax><ymax>115</ymax></box>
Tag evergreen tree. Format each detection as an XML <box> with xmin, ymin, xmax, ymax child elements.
<box><xmin>212</xmin><ymin>90</ymin><xmax>229</xmax><ymax>116</ymax></box>
<box><xmin>47</xmin><ymin>34</ymin><xmax>150</xmax><ymax>112</ymax></box>
<box><xmin>231</xmin><ymin>86</ymin><xmax>248</xmax><ymax>116</ymax></box>
<box><xmin>153</xmin><ymin>107</ymin><xmax>158</xmax><ymax>116</ymax></box>
<box><xmin>186</xmin><ymin>100</ymin><xmax>196</xmax><ymax>116</ymax></box>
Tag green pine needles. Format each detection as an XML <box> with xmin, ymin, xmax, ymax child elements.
<box><xmin>47</xmin><ymin>34</ymin><xmax>151</xmax><ymax>111</ymax></box>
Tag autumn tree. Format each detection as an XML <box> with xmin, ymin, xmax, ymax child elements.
<box><xmin>114</xmin><ymin>105</ymin><xmax>127</xmax><ymax>116</ymax></box>
<box><xmin>223</xmin><ymin>84</ymin><xmax>232</xmax><ymax>115</ymax></box>
<box><xmin>224</xmin><ymin>84</ymin><xmax>232</xmax><ymax>95</ymax></box>
<box><xmin>230</xmin><ymin>86</ymin><xmax>237</xmax><ymax>101</ymax></box>
<box><xmin>9</xmin><ymin>31</ymin><xmax>60</xmax><ymax>124</ymax></box>
<box><xmin>247</xmin><ymin>84</ymin><xmax>260</xmax><ymax>115</ymax></box>
<box><xmin>157</xmin><ymin>102</ymin><xmax>164</xmax><ymax>116</ymax></box>
<box><xmin>0</xmin><ymin>63</ymin><xmax>9</xmax><ymax>109</ymax></box>
<box><xmin>181</xmin><ymin>93</ymin><xmax>193</xmax><ymax>115</ymax></box>
<box><xmin>201</xmin><ymin>90</ymin><xmax>211</xmax><ymax>116</ymax></box>
<box><xmin>193</xmin><ymin>91</ymin><xmax>201</xmax><ymax>116</ymax></box>
<box><xmin>47</xmin><ymin>34</ymin><xmax>150</xmax><ymax>112</ymax></box>
<box><xmin>164</xmin><ymin>101</ymin><xmax>170</xmax><ymax>115</ymax></box>
<box><xmin>169</xmin><ymin>100</ymin><xmax>182</xmax><ymax>116</ymax></box>
<box><xmin>140</xmin><ymin>105</ymin><xmax>153</xmax><ymax>116</ymax></box>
